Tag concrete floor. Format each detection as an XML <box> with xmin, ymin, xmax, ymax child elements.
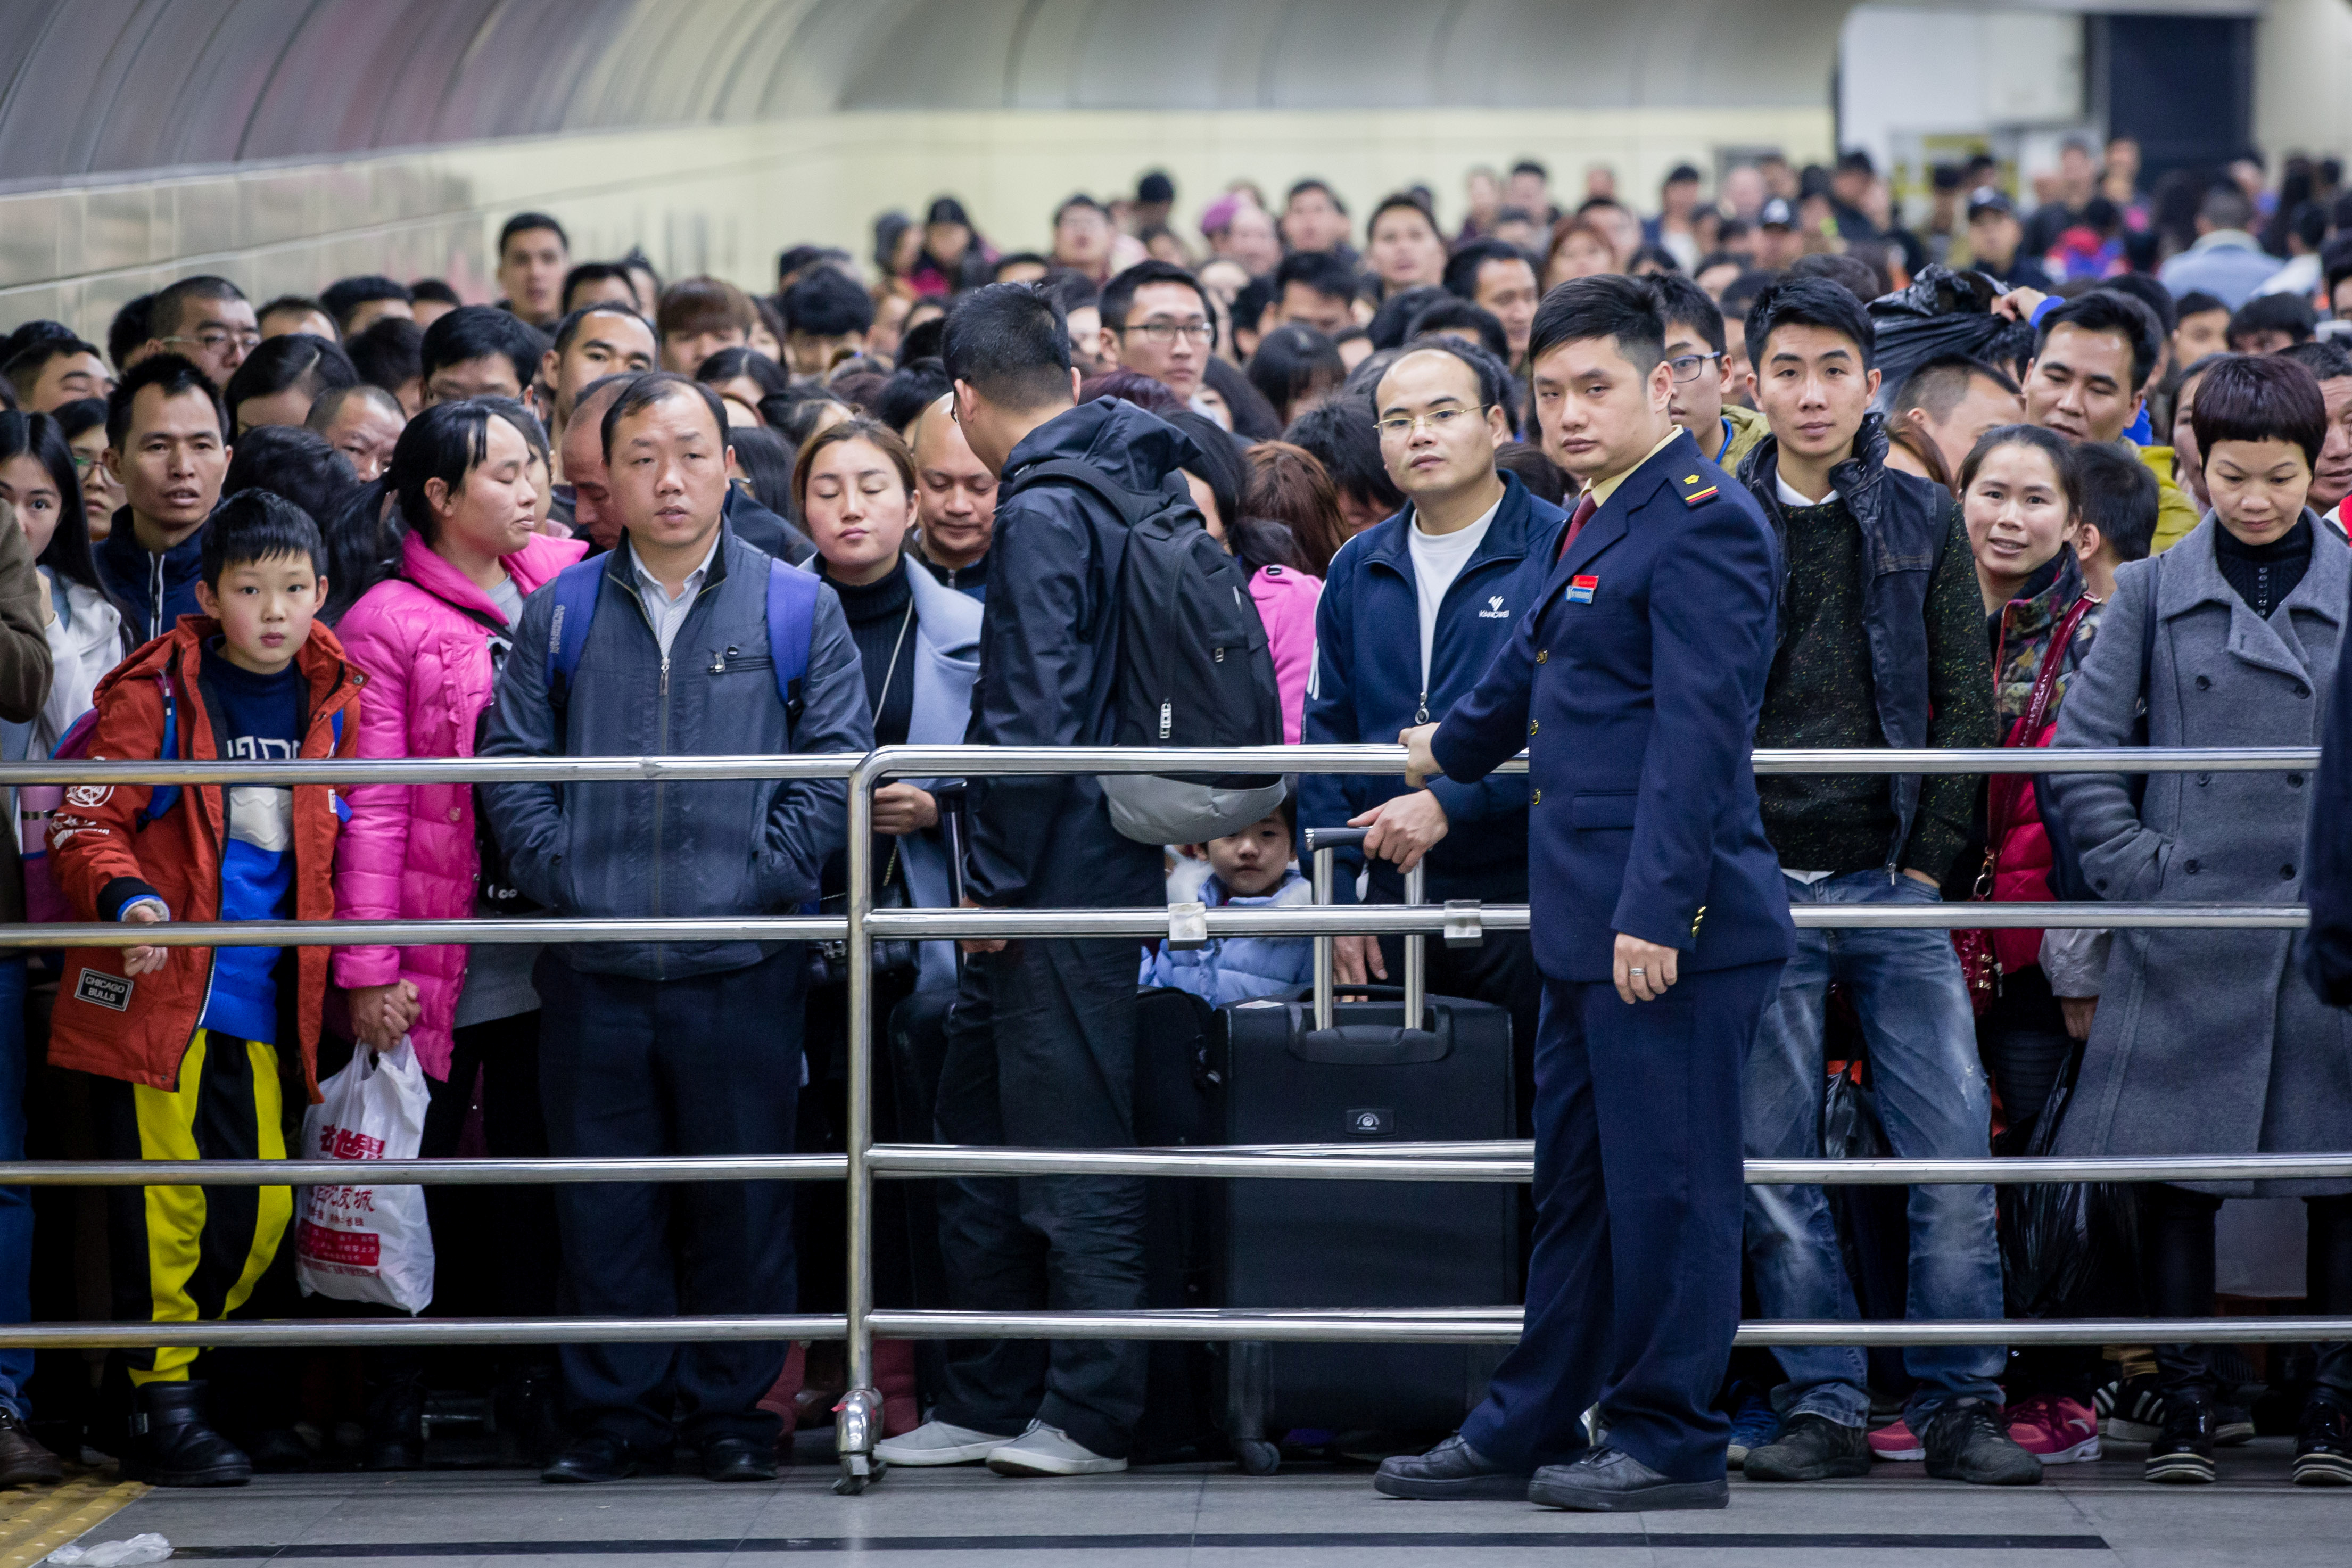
<box><xmin>45</xmin><ymin>1437</ymin><xmax>2352</xmax><ymax>1566</ymax></box>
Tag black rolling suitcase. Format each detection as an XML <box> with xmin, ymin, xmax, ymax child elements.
<box><xmin>1209</xmin><ymin>827</ymin><xmax>1519</xmax><ymax>1473</ymax></box>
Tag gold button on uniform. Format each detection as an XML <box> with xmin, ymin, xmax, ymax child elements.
<box><xmin>1536</xmin><ymin>650</ymin><xmax>1548</xmax><ymax>664</ymax></box>
<box><xmin>1531</xmin><ymin>789</ymin><xmax>1541</xmax><ymax>804</ymax></box>
<box><xmin>1528</xmin><ymin>720</ymin><xmax>1539</xmax><ymax>736</ymax></box>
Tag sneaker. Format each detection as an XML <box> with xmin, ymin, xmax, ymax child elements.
<box><xmin>1742</xmin><ymin>1413</ymin><xmax>1871</xmax><ymax>1481</ymax></box>
<box><xmin>2096</xmin><ymin>1374</ymin><xmax>2164</xmax><ymax>1443</ymax></box>
<box><xmin>2215</xmin><ymin>1400</ymin><xmax>2256</xmax><ymax>1447</ymax></box>
<box><xmin>985</xmin><ymin>1420</ymin><xmax>1127</xmax><ymax>1478</ymax></box>
<box><xmin>1920</xmin><ymin>1400</ymin><xmax>2042</xmax><ymax>1486</ymax></box>
<box><xmin>2143</xmin><ymin>1392</ymin><xmax>2216</xmax><ymax>1485</ymax></box>
<box><xmin>1724</xmin><ymin>1390</ymin><xmax>1780</xmax><ymax>1471</ymax></box>
<box><xmin>874</xmin><ymin>1419</ymin><xmax>1017</xmax><ymax>1468</ymax></box>
<box><xmin>2291</xmin><ymin>1395</ymin><xmax>2352</xmax><ymax>1487</ymax></box>
<box><xmin>2006</xmin><ymin>1394</ymin><xmax>2101</xmax><ymax>1464</ymax></box>
<box><xmin>1868</xmin><ymin>1418</ymin><xmax>1924</xmax><ymax>1462</ymax></box>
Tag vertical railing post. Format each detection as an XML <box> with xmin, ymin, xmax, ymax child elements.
<box><xmin>833</xmin><ymin>750</ymin><xmax>885</xmax><ymax>1492</ymax></box>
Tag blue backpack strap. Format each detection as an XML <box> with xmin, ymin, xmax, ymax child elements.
<box><xmin>543</xmin><ymin>555</ymin><xmax>607</xmax><ymax>711</ymax></box>
<box><xmin>143</xmin><ymin>674</ymin><xmax>181</xmax><ymax>825</ymax></box>
<box><xmin>765</xmin><ymin>558</ymin><xmax>820</xmax><ymax>727</ymax></box>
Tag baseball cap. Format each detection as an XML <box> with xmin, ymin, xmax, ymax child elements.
<box><xmin>1967</xmin><ymin>187</ymin><xmax>2015</xmax><ymax>220</ymax></box>
<box><xmin>1758</xmin><ymin>197</ymin><xmax>1795</xmax><ymax>230</ymax></box>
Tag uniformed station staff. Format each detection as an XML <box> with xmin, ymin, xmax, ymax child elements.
<box><xmin>1362</xmin><ymin>274</ymin><xmax>1795</xmax><ymax>1514</ymax></box>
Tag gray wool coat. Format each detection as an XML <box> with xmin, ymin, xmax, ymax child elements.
<box><xmin>2049</xmin><ymin>515</ymin><xmax>2352</xmax><ymax>1198</ymax></box>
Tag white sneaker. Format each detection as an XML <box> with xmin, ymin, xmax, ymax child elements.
<box><xmin>984</xmin><ymin>1420</ymin><xmax>1129</xmax><ymax>1477</ymax></box>
<box><xmin>874</xmin><ymin>1419</ymin><xmax>1017</xmax><ymax>1467</ymax></box>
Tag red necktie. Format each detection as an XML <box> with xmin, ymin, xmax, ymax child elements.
<box><xmin>1557</xmin><ymin>492</ymin><xmax>1598</xmax><ymax>561</ymax></box>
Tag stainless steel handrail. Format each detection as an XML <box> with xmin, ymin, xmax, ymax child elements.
<box><xmin>0</xmin><ymin>1156</ymin><xmax>845</xmax><ymax>1185</ymax></box>
<box><xmin>865</xmin><ymin>1310</ymin><xmax>2352</xmax><ymax>1347</ymax></box>
<box><xmin>863</xmin><ymin>1146</ymin><xmax>2352</xmax><ymax>1185</ymax></box>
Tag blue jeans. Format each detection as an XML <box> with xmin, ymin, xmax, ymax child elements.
<box><xmin>1742</xmin><ymin>871</ymin><xmax>2004</xmax><ymax>1428</ymax></box>
<box><xmin>0</xmin><ymin>958</ymin><xmax>27</xmax><ymax>1417</ymax></box>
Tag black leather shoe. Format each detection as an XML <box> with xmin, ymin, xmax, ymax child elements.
<box><xmin>0</xmin><ymin>1411</ymin><xmax>63</xmax><ymax>1487</ymax></box>
<box><xmin>1372</xmin><ymin>1434</ymin><xmax>1531</xmax><ymax>1500</ymax></box>
<box><xmin>541</xmin><ymin>1433</ymin><xmax>642</xmax><ymax>1484</ymax></box>
<box><xmin>2292</xmin><ymin>1394</ymin><xmax>2352</xmax><ymax>1487</ymax></box>
<box><xmin>1530</xmin><ymin>1446</ymin><xmax>1728</xmax><ymax>1513</ymax></box>
<box><xmin>245</xmin><ymin>1426</ymin><xmax>313</xmax><ymax>1474</ymax></box>
<box><xmin>702</xmin><ymin>1436</ymin><xmax>778</xmax><ymax>1483</ymax></box>
<box><xmin>123</xmin><ymin>1381</ymin><xmax>251</xmax><ymax>1487</ymax></box>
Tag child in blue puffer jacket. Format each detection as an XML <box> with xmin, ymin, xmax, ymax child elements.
<box><xmin>1141</xmin><ymin>807</ymin><xmax>1314</xmax><ymax>1007</ymax></box>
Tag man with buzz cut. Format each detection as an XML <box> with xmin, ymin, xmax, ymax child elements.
<box><xmin>1301</xmin><ymin>336</ymin><xmax>1565</xmax><ymax>1139</ymax></box>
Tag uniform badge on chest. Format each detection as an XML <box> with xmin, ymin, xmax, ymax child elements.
<box><xmin>1567</xmin><ymin>575</ymin><xmax>1598</xmax><ymax>605</ymax></box>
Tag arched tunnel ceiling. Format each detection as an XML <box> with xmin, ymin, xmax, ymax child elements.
<box><xmin>0</xmin><ymin>0</ymin><xmax>1855</xmax><ymax>186</ymax></box>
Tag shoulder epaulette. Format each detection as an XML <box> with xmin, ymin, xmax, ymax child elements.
<box><xmin>1677</xmin><ymin>471</ymin><xmax>1720</xmax><ymax>507</ymax></box>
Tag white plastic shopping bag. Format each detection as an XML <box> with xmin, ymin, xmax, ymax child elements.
<box><xmin>296</xmin><ymin>1035</ymin><xmax>434</xmax><ymax>1314</ymax></box>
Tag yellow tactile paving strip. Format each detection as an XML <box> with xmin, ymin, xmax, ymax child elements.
<box><xmin>0</xmin><ymin>1473</ymin><xmax>147</xmax><ymax>1567</ymax></box>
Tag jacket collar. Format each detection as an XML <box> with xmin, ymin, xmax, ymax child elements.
<box><xmin>398</xmin><ymin>530</ymin><xmax>586</xmax><ymax>622</ymax></box>
<box><xmin>605</xmin><ymin>519</ymin><xmax>736</xmax><ymax>597</ymax></box>
<box><xmin>1358</xmin><ymin>470</ymin><xmax>1544</xmax><ymax>576</ymax></box>
<box><xmin>2160</xmin><ymin>511</ymin><xmax>2350</xmax><ymax>682</ymax></box>
<box><xmin>97</xmin><ymin>617</ymin><xmax>364</xmax><ymax>754</ymax></box>
<box><xmin>1550</xmin><ymin>427</ymin><xmax>1695</xmax><ymax>586</ymax></box>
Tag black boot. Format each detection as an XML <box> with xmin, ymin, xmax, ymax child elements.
<box><xmin>364</xmin><ymin>1366</ymin><xmax>426</xmax><ymax>1473</ymax></box>
<box><xmin>125</xmin><ymin>1381</ymin><xmax>252</xmax><ymax>1487</ymax></box>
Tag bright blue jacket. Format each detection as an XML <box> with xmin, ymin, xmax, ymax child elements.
<box><xmin>1299</xmin><ymin>471</ymin><xmax>1566</xmax><ymax>900</ymax></box>
<box><xmin>1430</xmin><ymin>430</ymin><xmax>1794</xmax><ymax>982</ymax></box>
<box><xmin>1140</xmin><ymin>868</ymin><xmax>1315</xmax><ymax>1006</ymax></box>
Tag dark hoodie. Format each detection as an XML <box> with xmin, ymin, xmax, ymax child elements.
<box><xmin>963</xmin><ymin>397</ymin><xmax>1196</xmax><ymax>911</ymax></box>
<box><xmin>97</xmin><ymin>506</ymin><xmax>209</xmax><ymax>645</ymax></box>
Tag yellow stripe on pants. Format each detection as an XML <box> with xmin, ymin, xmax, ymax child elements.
<box><xmin>129</xmin><ymin>1029</ymin><xmax>291</xmax><ymax>1384</ymax></box>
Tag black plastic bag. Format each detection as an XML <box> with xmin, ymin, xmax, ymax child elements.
<box><xmin>1997</xmin><ymin>1043</ymin><xmax>2144</xmax><ymax>1319</ymax></box>
<box><xmin>1866</xmin><ymin>264</ymin><xmax>2039</xmax><ymax>414</ymax></box>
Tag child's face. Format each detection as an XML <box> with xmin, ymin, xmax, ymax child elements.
<box><xmin>1203</xmin><ymin>815</ymin><xmax>1293</xmax><ymax>898</ymax></box>
<box><xmin>195</xmin><ymin>552</ymin><xmax>323</xmax><ymax>675</ymax></box>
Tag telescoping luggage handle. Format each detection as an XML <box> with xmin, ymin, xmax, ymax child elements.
<box><xmin>1294</xmin><ymin>828</ymin><xmax>1484</xmax><ymax>1039</ymax></box>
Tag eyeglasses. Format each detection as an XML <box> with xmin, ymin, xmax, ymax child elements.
<box><xmin>162</xmin><ymin>330</ymin><xmax>261</xmax><ymax>357</ymax></box>
<box><xmin>69</xmin><ymin>452</ymin><xmax>97</xmax><ymax>474</ymax></box>
<box><xmin>1668</xmin><ymin>351</ymin><xmax>1724</xmax><ymax>384</ymax></box>
<box><xmin>1120</xmin><ymin>320</ymin><xmax>1214</xmax><ymax>346</ymax></box>
<box><xmin>1376</xmin><ymin>405</ymin><xmax>1489</xmax><ymax>437</ymax></box>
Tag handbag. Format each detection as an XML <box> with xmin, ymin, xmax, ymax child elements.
<box><xmin>1955</xmin><ymin>594</ymin><xmax>2094</xmax><ymax>1017</ymax></box>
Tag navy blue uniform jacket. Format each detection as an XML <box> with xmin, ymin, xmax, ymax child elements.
<box><xmin>1429</xmin><ymin>431</ymin><xmax>1794</xmax><ymax>983</ymax></box>
<box><xmin>1300</xmin><ymin>471</ymin><xmax>1567</xmax><ymax>898</ymax></box>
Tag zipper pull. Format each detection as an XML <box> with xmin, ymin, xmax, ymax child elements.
<box><xmin>1159</xmin><ymin>700</ymin><xmax>1171</xmax><ymax>740</ymax></box>
<box><xmin>1416</xmin><ymin>691</ymin><xmax>1430</xmax><ymax>725</ymax></box>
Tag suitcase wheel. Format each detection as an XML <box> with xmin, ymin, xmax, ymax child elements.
<box><xmin>1233</xmin><ymin>1438</ymin><xmax>1282</xmax><ymax>1476</ymax></box>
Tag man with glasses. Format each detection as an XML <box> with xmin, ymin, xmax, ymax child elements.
<box><xmin>1302</xmin><ymin>337</ymin><xmax>1566</xmax><ymax>1138</ymax></box>
<box><xmin>1095</xmin><ymin>261</ymin><xmax>1215</xmax><ymax>405</ymax></box>
<box><xmin>140</xmin><ymin>276</ymin><xmax>259</xmax><ymax>391</ymax></box>
<box><xmin>1655</xmin><ymin>274</ymin><xmax>1769</xmax><ymax>475</ymax></box>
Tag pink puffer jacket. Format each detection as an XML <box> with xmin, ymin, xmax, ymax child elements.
<box><xmin>1249</xmin><ymin>564</ymin><xmax>1321</xmax><ymax>745</ymax></box>
<box><xmin>332</xmin><ymin>530</ymin><xmax>588</xmax><ymax>1078</ymax></box>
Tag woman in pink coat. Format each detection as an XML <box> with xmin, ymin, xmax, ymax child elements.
<box><xmin>331</xmin><ymin>397</ymin><xmax>585</xmax><ymax>1470</ymax></box>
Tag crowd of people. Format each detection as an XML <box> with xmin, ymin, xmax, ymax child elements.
<box><xmin>0</xmin><ymin>136</ymin><xmax>2344</xmax><ymax>1504</ymax></box>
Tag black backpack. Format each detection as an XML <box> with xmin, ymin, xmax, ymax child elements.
<box><xmin>1008</xmin><ymin>458</ymin><xmax>1287</xmax><ymax>844</ymax></box>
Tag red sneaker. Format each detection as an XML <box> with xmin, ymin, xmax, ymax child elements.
<box><xmin>2008</xmin><ymin>1393</ymin><xmax>2101</xmax><ymax>1463</ymax></box>
<box><xmin>1868</xmin><ymin>1418</ymin><xmax>1924</xmax><ymax>1462</ymax></box>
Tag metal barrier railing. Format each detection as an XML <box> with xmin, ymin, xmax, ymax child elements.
<box><xmin>0</xmin><ymin>745</ymin><xmax>2338</xmax><ymax>1494</ymax></box>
